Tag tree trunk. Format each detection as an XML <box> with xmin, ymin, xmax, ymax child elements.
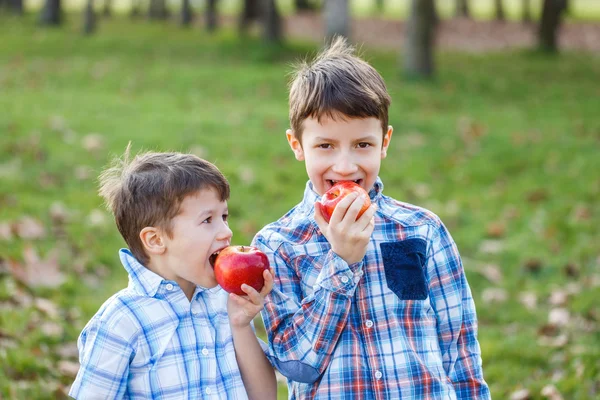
<box><xmin>375</xmin><ymin>0</ymin><xmax>384</xmax><ymax>13</ymax></box>
<box><xmin>103</xmin><ymin>0</ymin><xmax>111</xmax><ymax>17</ymax></box>
<box><xmin>239</xmin><ymin>0</ymin><xmax>260</xmax><ymax>35</ymax></box>
<box><xmin>455</xmin><ymin>0</ymin><xmax>469</xmax><ymax>18</ymax></box>
<box><xmin>181</xmin><ymin>0</ymin><xmax>193</xmax><ymax>26</ymax></box>
<box><xmin>262</xmin><ymin>0</ymin><xmax>282</xmax><ymax>43</ymax></box>
<box><xmin>130</xmin><ymin>0</ymin><xmax>142</xmax><ymax>18</ymax></box>
<box><xmin>40</xmin><ymin>0</ymin><xmax>61</xmax><ymax>25</ymax></box>
<box><xmin>83</xmin><ymin>0</ymin><xmax>96</xmax><ymax>34</ymax></box>
<box><xmin>205</xmin><ymin>0</ymin><xmax>218</xmax><ymax>31</ymax></box>
<box><xmin>148</xmin><ymin>0</ymin><xmax>168</xmax><ymax>19</ymax></box>
<box><xmin>295</xmin><ymin>0</ymin><xmax>316</xmax><ymax>12</ymax></box>
<box><xmin>494</xmin><ymin>0</ymin><xmax>505</xmax><ymax>21</ymax></box>
<box><xmin>4</xmin><ymin>0</ymin><xmax>24</xmax><ymax>14</ymax></box>
<box><xmin>522</xmin><ymin>0</ymin><xmax>532</xmax><ymax>23</ymax></box>
<box><xmin>324</xmin><ymin>0</ymin><xmax>349</xmax><ymax>41</ymax></box>
<box><xmin>403</xmin><ymin>0</ymin><xmax>436</xmax><ymax>79</ymax></box>
<box><xmin>539</xmin><ymin>0</ymin><xmax>567</xmax><ymax>52</ymax></box>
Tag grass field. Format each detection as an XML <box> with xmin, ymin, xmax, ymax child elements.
<box><xmin>1</xmin><ymin>14</ymin><xmax>599</xmax><ymax>400</ymax></box>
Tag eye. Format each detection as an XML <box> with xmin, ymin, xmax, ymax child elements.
<box><xmin>317</xmin><ymin>143</ymin><xmax>332</xmax><ymax>149</ymax></box>
<box><xmin>357</xmin><ymin>142</ymin><xmax>371</xmax><ymax>149</ymax></box>
<box><xmin>222</xmin><ymin>214</ymin><xmax>229</xmax><ymax>222</ymax></box>
<box><xmin>202</xmin><ymin>217</ymin><xmax>212</xmax><ymax>224</ymax></box>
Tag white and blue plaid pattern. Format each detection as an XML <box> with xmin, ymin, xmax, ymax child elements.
<box><xmin>253</xmin><ymin>178</ymin><xmax>490</xmax><ymax>399</ymax></box>
<box><xmin>70</xmin><ymin>249</ymin><xmax>250</xmax><ymax>399</ymax></box>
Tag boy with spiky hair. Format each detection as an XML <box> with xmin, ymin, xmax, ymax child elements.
<box><xmin>253</xmin><ymin>37</ymin><xmax>490</xmax><ymax>399</ymax></box>
<box><xmin>70</xmin><ymin>147</ymin><xmax>276</xmax><ymax>399</ymax></box>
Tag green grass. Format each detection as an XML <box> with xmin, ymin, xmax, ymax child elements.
<box><xmin>1</xmin><ymin>14</ymin><xmax>599</xmax><ymax>400</ymax></box>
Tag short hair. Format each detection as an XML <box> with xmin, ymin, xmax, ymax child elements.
<box><xmin>288</xmin><ymin>36</ymin><xmax>391</xmax><ymax>142</ymax></box>
<box><xmin>98</xmin><ymin>146</ymin><xmax>230</xmax><ymax>265</ymax></box>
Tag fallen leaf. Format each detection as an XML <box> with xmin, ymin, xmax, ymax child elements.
<box><xmin>479</xmin><ymin>240</ymin><xmax>504</xmax><ymax>254</ymax></box>
<box><xmin>548</xmin><ymin>290</ymin><xmax>568</xmax><ymax>307</ymax></box>
<box><xmin>563</xmin><ymin>263</ymin><xmax>579</xmax><ymax>278</ymax></box>
<box><xmin>9</xmin><ymin>245</ymin><xmax>66</xmax><ymax>289</ymax></box>
<box><xmin>523</xmin><ymin>258</ymin><xmax>543</xmax><ymax>273</ymax></box>
<box><xmin>548</xmin><ymin>308</ymin><xmax>570</xmax><ymax>327</ymax></box>
<box><xmin>14</xmin><ymin>216</ymin><xmax>46</xmax><ymax>240</ymax></box>
<box><xmin>538</xmin><ymin>333</ymin><xmax>568</xmax><ymax>348</ymax></box>
<box><xmin>74</xmin><ymin>165</ymin><xmax>93</xmax><ymax>181</ymax></box>
<box><xmin>88</xmin><ymin>209</ymin><xmax>109</xmax><ymax>227</ymax></box>
<box><xmin>526</xmin><ymin>188</ymin><xmax>548</xmax><ymax>203</ymax></box>
<box><xmin>55</xmin><ymin>342</ymin><xmax>79</xmax><ymax>359</ymax></box>
<box><xmin>34</xmin><ymin>298</ymin><xmax>61</xmax><ymax>319</ymax></box>
<box><xmin>81</xmin><ymin>134</ymin><xmax>105</xmax><ymax>152</ymax></box>
<box><xmin>49</xmin><ymin>202</ymin><xmax>70</xmax><ymax>224</ymax></box>
<box><xmin>481</xmin><ymin>287</ymin><xmax>507</xmax><ymax>304</ymax></box>
<box><xmin>510</xmin><ymin>388</ymin><xmax>531</xmax><ymax>400</ymax></box>
<box><xmin>486</xmin><ymin>221</ymin><xmax>506</xmax><ymax>238</ymax></box>
<box><xmin>0</xmin><ymin>222</ymin><xmax>12</xmax><ymax>241</ymax></box>
<box><xmin>40</xmin><ymin>321</ymin><xmax>64</xmax><ymax>337</ymax></box>
<box><xmin>58</xmin><ymin>360</ymin><xmax>80</xmax><ymax>378</ymax></box>
<box><xmin>479</xmin><ymin>264</ymin><xmax>503</xmax><ymax>284</ymax></box>
<box><xmin>519</xmin><ymin>292</ymin><xmax>537</xmax><ymax>311</ymax></box>
<box><xmin>49</xmin><ymin>115</ymin><xmax>67</xmax><ymax>132</ymax></box>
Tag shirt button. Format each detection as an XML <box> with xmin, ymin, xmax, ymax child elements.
<box><xmin>205</xmin><ymin>387</ymin><xmax>212</xmax><ymax>395</ymax></box>
<box><xmin>375</xmin><ymin>370</ymin><xmax>383</xmax><ymax>379</ymax></box>
<box><xmin>341</xmin><ymin>276</ymin><xmax>349</xmax><ymax>283</ymax></box>
<box><xmin>365</xmin><ymin>320</ymin><xmax>374</xmax><ymax>328</ymax></box>
<box><xmin>202</xmin><ymin>347</ymin><xmax>209</xmax><ymax>356</ymax></box>
<box><xmin>192</xmin><ymin>307</ymin><xmax>200</xmax><ymax>315</ymax></box>
<box><xmin>165</xmin><ymin>283</ymin><xmax>174</xmax><ymax>291</ymax></box>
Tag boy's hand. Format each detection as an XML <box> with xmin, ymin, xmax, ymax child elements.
<box><xmin>227</xmin><ymin>268</ymin><xmax>274</xmax><ymax>328</ymax></box>
<box><xmin>314</xmin><ymin>192</ymin><xmax>377</xmax><ymax>265</ymax></box>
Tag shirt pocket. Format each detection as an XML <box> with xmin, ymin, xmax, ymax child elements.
<box><xmin>380</xmin><ymin>239</ymin><xmax>428</xmax><ymax>300</ymax></box>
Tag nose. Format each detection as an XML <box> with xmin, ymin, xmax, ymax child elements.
<box><xmin>217</xmin><ymin>222</ymin><xmax>233</xmax><ymax>242</ymax></box>
<box><xmin>331</xmin><ymin>152</ymin><xmax>359</xmax><ymax>176</ymax></box>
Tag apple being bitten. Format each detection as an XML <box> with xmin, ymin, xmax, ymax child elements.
<box><xmin>318</xmin><ymin>181</ymin><xmax>371</xmax><ymax>223</ymax></box>
<box><xmin>213</xmin><ymin>245</ymin><xmax>270</xmax><ymax>295</ymax></box>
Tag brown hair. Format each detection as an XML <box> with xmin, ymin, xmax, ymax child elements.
<box><xmin>98</xmin><ymin>145</ymin><xmax>230</xmax><ymax>265</ymax></box>
<box><xmin>288</xmin><ymin>36</ymin><xmax>391</xmax><ymax>142</ymax></box>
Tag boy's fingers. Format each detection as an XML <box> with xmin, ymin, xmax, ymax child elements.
<box><xmin>356</xmin><ymin>203</ymin><xmax>377</xmax><ymax>230</ymax></box>
<box><xmin>241</xmin><ymin>284</ymin><xmax>262</xmax><ymax>305</ymax></box>
<box><xmin>260</xmin><ymin>269</ymin><xmax>274</xmax><ymax>296</ymax></box>
<box><xmin>329</xmin><ymin>192</ymin><xmax>359</xmax><ymax>224</ymax></box>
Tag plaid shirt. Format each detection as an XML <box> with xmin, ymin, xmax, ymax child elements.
<box><xmin>70</xmin><ymin>249</ymin><xmax>250</xmax><ymax>400</ymax></box>
<box><xmin>253</xmin><ymin>178</ymin><xmax>490</xmax><ymax>400</ymax></box>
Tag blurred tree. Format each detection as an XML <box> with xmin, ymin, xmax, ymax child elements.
<box><xmin>83</xmin><ymin>0</ymin><xmax>96</xmax><ymax>34</ymax></box>
<box><xmin>262</xmin><ymin>0</ymin><xmax>282</xmax><ymax>43</ymax></box>
<box><xmin>40</xmin><ymin>0</ymin><xmax>61</xmax><ymax>25</ymax></box>
<box><xmin>206</xmin><ymin>0</ymin><xmax>218</xmax><ymax>31</ymax></box>
<box><xmin>324</xmin><ymin>0</ymin><xmax>349</xmax><ymax>40</ymax></box>
<box><xmin>130</xmin><ymin>0</ymin><xmax>143</xmax><ymax>18</ymax></box>
<box><xmin>239</xmin><ymin>0</ymin><xmax>282</xmax><ymax>43</ymax></box>
<box><xmin>375</xmin><ymin>0</ymin><xmax>383</xmax><ymax>13</ymax></box>
<box><xmin>103</xmin><ymin>0</ymin><xmax>112</xmax><ymax>17</ymax></box>
<box><xmin>455</xmin><ymin>0</ymin><xmax>470</xmax><ymax>18</ymax></box>
<box><xmin>181</xmin><ymin>0</ymin><xmax>193</xmax><ymax>26</ymax></box>
<box><xmin>295</xmin><ymin>0</ymin><xmax>318</xmax><ymax>12</ymax></box>
<box><xmin>1</xmin><ymin>0</ymin><xmax>24</xmax><ymax>14</ymax></box>
<box><xmin>403</xmin><ymin>0</ymin><xmax>436</xmax><ymax>78</ymax></box>
<box><xmin>539</xmin><ymin>0</ymin><xmax>567</xmax><ymax>52</ymax></box>
<box><xmin>494</xmin><ymin>0</ymin><xmax>505</xmax><ymax>21</ymax></box>
<box><xmin>522</xmin><ymin>0</ymin><xmax>532</xmax><ymax>23</ymax></box>
<box><xmin>149</xmin><ymin>0</ymin><xmax>168</xmax><ymax>19</ymax></box>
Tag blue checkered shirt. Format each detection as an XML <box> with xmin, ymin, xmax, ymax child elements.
<box><xmin>252</xmin><ymin>178</ymin><xmax>490</xmax><ymax>399</ymax></box>
<box><xmin>69</xmin><ymin>249</ymin><xmax>250</xmax><ymax>399</ymax></box>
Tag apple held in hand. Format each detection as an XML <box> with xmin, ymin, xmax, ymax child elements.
<box><xmin>213</xmin><ymin>245</ymin><xmax>270</xmax><ymax>295</ymax></box>
<box><xmin>318</xmin><ymin>181</ymin><xmax>371</xmax><ymax>223</ymax></box>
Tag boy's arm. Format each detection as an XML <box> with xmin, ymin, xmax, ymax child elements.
<box><xmin>69</xmin><ymin>317</ymin><xmax>135</xmax><ymax>399</ymax></box>
<box><xmin>427</xmin><ymin>222</ymin><xmax>491</xmax><ymax>399</ymax></box>
<box><xmin>228</xmin><ymin>272</ymin><xmax>277</xmax><ymax>400</ymax></box>
<box><xmin>253</xmin><ymin>234</ymin><xmax>360</xmax><ymax>384</ymax></box>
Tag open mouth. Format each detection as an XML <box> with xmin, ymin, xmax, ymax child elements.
<box><xmin>327</xmin><ymin>179</ymin><xmax>363</xmax><ymax>189</ymax></box>
<box><xmin>209</xmin><ymin>250</ymin><xmax>222</xmax><ymax>268</ymax></box>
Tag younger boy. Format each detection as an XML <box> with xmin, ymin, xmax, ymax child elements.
<box><xmin>70</xmin><ymin>148</ymin><xmax>276</xmax><ymax>399</ymax></box>
<box><xmin>253</xmin><ymin>37</ymin><xmax>491</xmax><ymax>399</ymax></box>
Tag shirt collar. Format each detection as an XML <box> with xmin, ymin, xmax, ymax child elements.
<box><xmin>119</xmin><ymin>248</ymin><xmax>164</xmax><ymax>297</ymax></box>
<box><xmin>299</xmin><ymin>177</ymin><xmax>384</xmax><ymax>215</ymax></box>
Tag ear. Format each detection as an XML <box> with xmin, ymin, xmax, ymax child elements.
<box><xmin>140</xmin><ymin>226</ymin><xmax>166</xmax><ymax>256</ymax></box>
<box><xmin>286</xmin><ymin>129</ymin><xmax>305</xmax><ymax>161</ymax></box>
<box><xmin>380</xmin><ymin>125</ymin><xmax>393</xmax><ymax>159</ymax></box>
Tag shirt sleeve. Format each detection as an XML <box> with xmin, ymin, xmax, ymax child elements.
<box><xmin>426</xmin><ymin>222</ymin><xmax>491</xmax><ymax>399</ymax></box>
<box><xmin>69</xmin><ymin>314</ymin><xmax>137</xmax><ymax>399</ymax></box>
<box><xmin>253</xmin><ymin>232</ymin><xmax>362</xmax><ymax>384</ymax></box>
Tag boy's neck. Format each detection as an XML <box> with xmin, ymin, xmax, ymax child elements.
<box><xmin>145</xmin><ymin>258</ymin><xmax>196</xmax><ymax>302</ymax></box>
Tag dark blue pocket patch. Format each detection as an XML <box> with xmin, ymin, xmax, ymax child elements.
<box><xmin>380</xmin><ymin>239</ymin><xmax>428</xmax><ymax>300</ymax></box>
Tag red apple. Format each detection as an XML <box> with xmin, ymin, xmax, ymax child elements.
<box><xmin>213</xmin><ymin>245</ymin><xmax>270</xmax><ymax>295</ymax></box>
<box><xmin>318</xmin><ymin>181</ymin><xmax>371</xmax><ymax>223</ymax></box>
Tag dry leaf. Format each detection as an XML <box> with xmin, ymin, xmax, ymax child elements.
<box><xmin>479</xmin><ymin>240</ymin><xmax>504</xmax><ymax>254</ymax></box>
<box><xmin>519</xmin><ymin>292</ymin><xmax>538</xmax><ymax>311</ymax></box>
<box><xmin>14</xmin><ymin>216</ymin><xmax>46</xmax><ymax>240</ymax></box>
<box><xmin>541</xmin><ymin>384</ymin><xmax>563</xmax><ymax>400</ymax></box>
<box><xmin>34</xmin><ymin>298</ymin><xmax>61</xmax><ymax>319</ymax></box>
<box><xmin>480</xmin><ymin>264</ymin><xmax>503</xmax><ymax>284</ymax></box>
<box><xmin>81</xmin><ymin>134</ymin><xmax>105</xmax><ymax>152</ymax></box>
<box><xmin>58</xmin><ymin>360</ymin><xmax>80</xmax><ymax>378</ymax></box>
<box><xmin>49</xmin><ymin>115</ymin><xmax>67</xmax><ymax>132</ymax></box>
<box><xmin>510</xmin><ymin>388</ymin><xmax>531</xmax><ymax>400</ymax></box>
<box><xmin>524</xmin><ymin>259</ymin><xmax>543</xmax><ymax>273</ymax></box>
<box><xmin>0</xmin><ymin>222</ymin><xmax>13</xmax><ymax>241</ymax></box>
<box><xmin>481</xmin><ymin>287</ymin><xmax>507</xmax><ymax>304</ymax></box>
<box><xmin>548</xmin><ymin>290</ymin><xmax>568</xmax><ymax>307</ymax></box>
<box><xmin>538</xmin><ymin>333</ymin><xmax>568</xmax><ymax>348</ymax></box>
<box><xmin>40</xmin><ymin>321</ymin><xmax>64</xmax><ymax>337</ymax></box>
<box><xmin>74</xmin><ymin>165</ymin><xmax>93</xmax><ymax>181</ymax></box>
<box><xmin>9</xmin><ymin>245</ymin><xmax>66</xmax><ymax>289</ymax></box>
<box><xmin>486</xmin><ymin>221</ymin><xmax>506</xmax><ymax>238</ymax></box>
<box><xmin>88</xmin><ymin>209</ymin><xmax>109</xmax><ymax>227</ymax></box>
<box><xmin>50</xmin><ymin>202</ymin><xmax>70</xmax><ymax>224</ymax></box>
<box><xmin>56</xmin><ymin>342</ymin><xmax>79</xmax><ymax>359</ymax></box>
<box><xmin>548</xmin><ymin>308</ymin><xmax>570</xmax><ymax>326</ymax></box>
